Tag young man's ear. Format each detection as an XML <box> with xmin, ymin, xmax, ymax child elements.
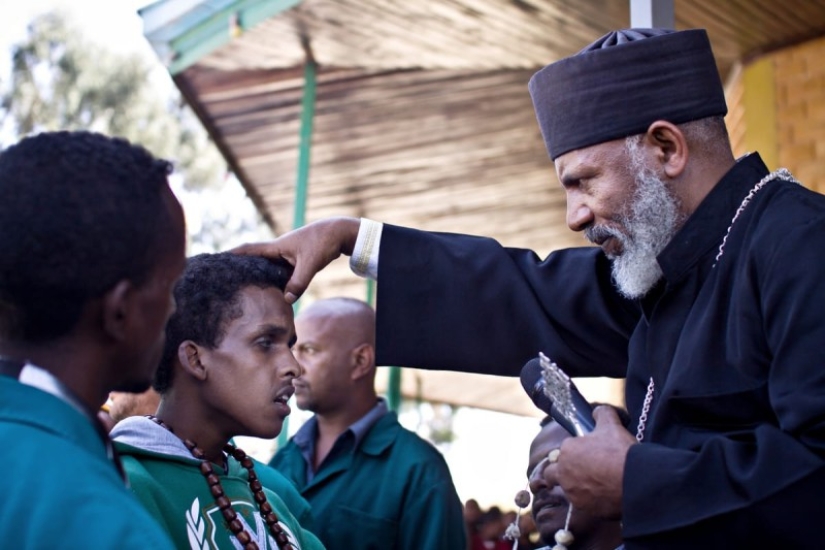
<box><xmin>177</xmin><ymin>341</ymin><xmax>208</xmax><ymax>381</ymax></box>
<box><xmin>101</xmin><ymin>279</ymin><xmax>136</xmax><ymax>342</ymax></box>
<box><xmin>350</xmin><ymin>343</ymin><xmax>376</xmax><ymax>381</ymax></box>
<box><xmin>644</xmin><ymin>120</ymin><xmax>689</xmax><ymax>179</ymax></box>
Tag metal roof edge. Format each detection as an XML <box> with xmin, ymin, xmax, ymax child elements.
<box><xmin>139</xmin><ymin>0</ymin><xmax>302</xmax><ymax>75</ymax></box>
<box><xmin>172</xmin><ymin>70</ymin><xmax>278</xmax><ymax>231</ymax></box>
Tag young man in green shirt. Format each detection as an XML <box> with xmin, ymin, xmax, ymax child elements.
<box><xmin>113</xmin><ymin>252</ymin><xmax>323</xmax><ymax>550</ymax></box>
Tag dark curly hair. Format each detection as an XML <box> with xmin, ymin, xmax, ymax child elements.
<box><xmin>0</xmin><ymin>131</ymin><xmax>177</xmax><ymax>342</ymax></box>
<box><xmin>153</xmin><ymin>252</ymin><xmax>293</xmax><ymax>393</ymax></box>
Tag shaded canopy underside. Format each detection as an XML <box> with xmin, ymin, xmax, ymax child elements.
<box><xmin>166</xmin><ymin>0</ymin><xmax>825</xmax><ymax>415</ymax></box>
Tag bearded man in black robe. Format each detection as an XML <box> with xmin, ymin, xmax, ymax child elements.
<box><xmin>237</xmin><ymin>28</ymin><xmax>825</xmax><ymax>549</ymax></box>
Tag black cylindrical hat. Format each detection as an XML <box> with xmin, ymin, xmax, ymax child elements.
<box><xmin>528</xmin><ymin>28</ymin><xmax>728</xmax><ymax>160</ymax></box>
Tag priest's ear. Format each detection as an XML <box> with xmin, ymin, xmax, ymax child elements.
<box><xmin>644</xmin><ymin>120</ymin><xmax>688</xmax><ymax>179</ymax></box>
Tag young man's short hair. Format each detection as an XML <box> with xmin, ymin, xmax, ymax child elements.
<box><xmin>153</xmin><ymin>252</ymin><xmax>292</xmax><ymax>393</ymax></box>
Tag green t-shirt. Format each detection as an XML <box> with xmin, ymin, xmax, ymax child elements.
<box><xmin>113</xmin><ymin>421</ymin><xmax>323</xmax><ymax>550</ymax></box>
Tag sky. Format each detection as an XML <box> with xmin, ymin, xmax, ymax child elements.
<box><xmin>0</xmin><ymin>0</ymin><xmax>274</xmax><ymax>250</ymax></box>
<box><xmin>0</xmin><ymin>0</ymin><xmax>152</xmax><ymax>63</ymax></box>
<box><xmin>0</xmin><ymin>0</ymin><xmax>170</xmax><ymax>157</ymax></box>
<box><xmin>0</xmin><ymin>0</ymin><xmax>545</xmax><ymax>510</ymax></box>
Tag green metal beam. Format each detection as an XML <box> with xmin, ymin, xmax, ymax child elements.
<box><xmin>386</xmin><ymin>367</ymin><xmax>402</xmax><ymax>412</ymax></box>
<box><xmin>168</xmin><ymin>0</ymin><xmax>302</xmax><ymax>75</ymax></box>
<box><xmin>169</xmin><ymin>28</ymin><xmax>231</xmax><ymax>75</ymax></box>
<box><xmin>293</xmin><ymin>59</ymin><xmax>316</xmax><ymax>230</ymax></box>
<box><xmin>277</xmin><ymin>58</ymin><xmax>317</xmax><ymax>449</ymax></box>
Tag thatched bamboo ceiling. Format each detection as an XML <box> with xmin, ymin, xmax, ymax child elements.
<box><xmin>157</xmin><ymin>0</ymin><xmax>825</xmax><ymax>415</ymax></box>
<box><xmin>171</xmin><ymin>0</ymin><xmax>825</xmax><ymax>298</ymax></box>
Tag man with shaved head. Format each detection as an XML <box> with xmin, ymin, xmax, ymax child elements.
<box><xmin>269</xmin><ymin>297</ymin><xmax>466</xmax><ymax>550</ymax></box>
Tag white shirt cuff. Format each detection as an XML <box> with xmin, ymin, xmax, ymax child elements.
<box><xmin>349</xmin><ymin>218</ymin><xmax>382</xmax><ymax>280</ymax></box>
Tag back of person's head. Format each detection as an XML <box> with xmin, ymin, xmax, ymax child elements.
<box><xmin>302</xmin><ymin>297</ymin><xmax>374</xmax><ymax>321</ymax></box>
<box><xmin>299</xmin><ymin>297</ymin><xmax>376</xmax><ymax>347</ymax></box>
<box><xmin>153</xmin><ymin>252</ymin><xmax>292</xmax><ymax>393</ymax></box>
<box><xmin>0</xmin><ymin>131</ymin><xmax>176</xmax><ymax>343</ymax></box>
<box><xmin>475</xmin><ymin>506</ymin><xmax>506</xmax><ymax>541</ymax></box>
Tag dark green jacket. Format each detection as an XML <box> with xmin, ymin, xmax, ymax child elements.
<box><xmin>0</xmin><ymin>377</ymin><xmax>174</xmax><ymax>548</ymax></box>
<box><xmin>252</xmin><ymin>456</ymin><xmax>316</xmax><ymax>533</ymax></box>
<box><xmin>270</xmin><ymin>412</ymin><xmax>466</xmax><ymax>550</ymax></box>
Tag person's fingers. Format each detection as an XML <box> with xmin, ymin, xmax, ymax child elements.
<box><xmin>231</xmin><ymin>218</ymin><xmax>361</xmax><ymax>303</ymax></box>
<box><xmin>283</xmin><ymin>266</ymin><xmax>312</xmax><ymax>304</ymax></box>
<box><xmin>230</xmin><ymin>241</ymin><xmax>277</xmax><ymax>257</ymax></box>
<box><xmin>230</xmin><ymin>240</ymin><xmax>303</xmax><ymax>301</ymax></box>
<box><xmin>592</xmin><ymin>404</ymin><xmax>622</xmax><ymax>427</ymax></box>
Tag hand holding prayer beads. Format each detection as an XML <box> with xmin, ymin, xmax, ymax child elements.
<box><xmin>553</xmin><ymin>407</ymin><xmax>633</xmax><ymax>520</ymax></box>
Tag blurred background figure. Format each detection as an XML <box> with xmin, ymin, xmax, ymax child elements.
<box><xmin>108</xmin><ymin>388</ymin><xmax>161</xmax><ymax>424</ymax></box>
<box><xmin>464</xmin><ymin>498</ymin><xmax>483</xmax><ymax>548</ymax></box>
<box><xmin>515</xmin><ymin>513</ymin><xmax>542</xmax><ymax>550</ymax></box>
<box><xmin>471</xmin><ymin>506</ymin><xmax>510</xmax><ymax>550</ymax></box>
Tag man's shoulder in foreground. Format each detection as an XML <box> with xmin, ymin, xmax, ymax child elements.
<box><xmin>0</xmin><ymin>379</ymin><xmax>173</xmax><ymax>548</ymax></box>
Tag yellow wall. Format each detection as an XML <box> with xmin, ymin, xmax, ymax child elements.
<box><xmin>725</xmin><ymin>36</ymin><xmax>825</xmax><ymax>194</ymax></box>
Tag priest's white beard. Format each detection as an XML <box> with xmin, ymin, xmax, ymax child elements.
<box><xmin>585</xmin><ymin>143</ymin><xmax>685</xmax><ymax>299</ymax></box>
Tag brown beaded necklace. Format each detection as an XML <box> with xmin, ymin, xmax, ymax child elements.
<box><xmin>146</xmin><ymin>416</ymin><xmax>295</xmax><ymax>550</ymax></box>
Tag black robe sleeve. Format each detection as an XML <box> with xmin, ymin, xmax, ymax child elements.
<box><xmin>374</xmin><ymin>223</ymin><xmax>638</xmax><ymax>377</ymax></box>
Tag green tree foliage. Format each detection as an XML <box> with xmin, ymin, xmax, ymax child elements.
<box><xmin>1</xmin><ymin>10</ymin><xmax>273</xmax><ymax>250</ymax></box>
<box><xmin>1</xmin><ymin>10</ymin><xmax>223</xmax><ymax>190</ymax></box>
